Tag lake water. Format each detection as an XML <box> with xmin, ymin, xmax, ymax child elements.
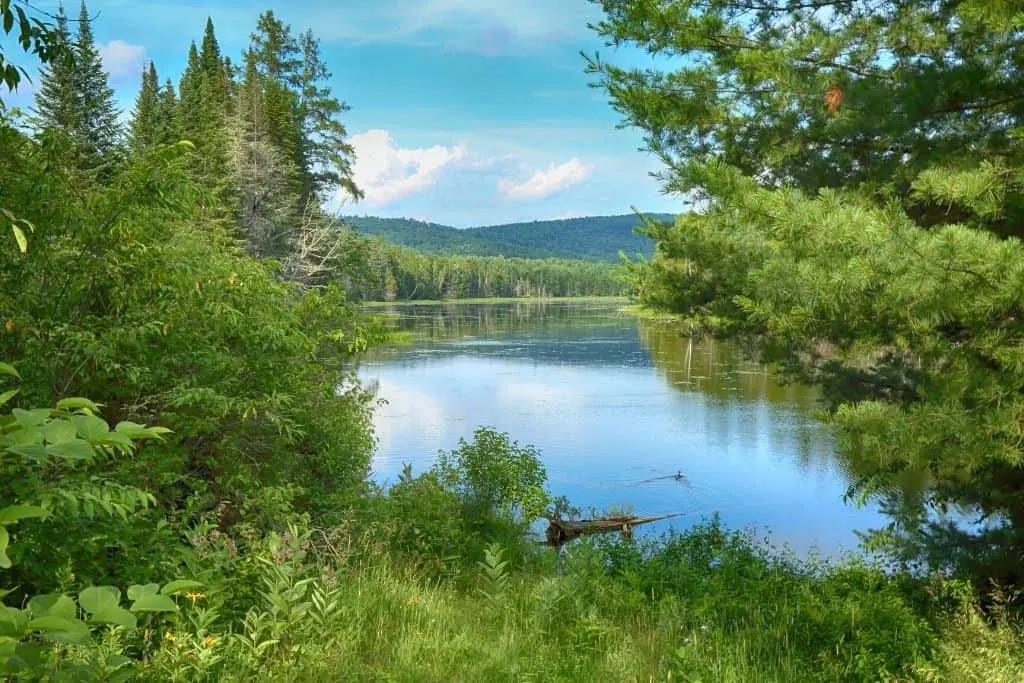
<box><xmin>358</xmin><ymin>300</ymin><xmax>889</xmax><ymax>556</ymax></box>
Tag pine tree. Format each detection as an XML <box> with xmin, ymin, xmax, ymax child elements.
<box><xmin>128</xmin><ymin>61</ymin><xmax>160</xmax><ymax>155</ymax></box>
<box><xmin>154</xmin><ymin>79</ymin><xmax>179</xmax><ymax>145</ymax></box>
<box><xmin>32</xmin><ymin>6</ymin><xmax>76</xmax><ymax>133</ymax></box>
<box><xmin>591</xmin><ymin>0</ymin><xmax>1024</xmax><ymax>588</ymax></box>
<box><xmin>293</xmin><ymin>30</ymin><xmax>361</xmax><ymax>202</ymax></box>
<box><xmin>72</xmin><ymin>0</ymin><xmax>120</xmax><ymax>170</ymax></box>
<box><xmin>587</xmin><ymin>0</ymin><xmax>1024</xmax><ymax>237</ymax></box>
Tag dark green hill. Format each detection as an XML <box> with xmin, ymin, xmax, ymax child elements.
<box><xmin>343</xmin><ymin>214</ymin><xmax>673</xmax><ymax>261</ymax></box>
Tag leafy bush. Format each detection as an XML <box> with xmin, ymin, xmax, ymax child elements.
<box><xmin>433</xmin><ymin>427</ymin><xmax>550</xmax><ymax>525</ymax></box>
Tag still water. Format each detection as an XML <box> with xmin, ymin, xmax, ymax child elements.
<box><xmin>358</xmin><ymin>300</ymin><xmax>888</xmax><ymax>556</ymax></box>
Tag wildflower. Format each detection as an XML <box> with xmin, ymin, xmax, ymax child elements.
<box><xmin>164</xmin><ymin>632</ymin><xmax>176</xmax><ymax>642</ymax></box>
<box><xmin>184</xmin><ymin>592</ymin><xmax>207</xmax><ymax>603</ymax></box>
<box><xmin>203</xmin><ymin>636</ymin><xmax>217</xmax><ymax>647</ymax></box>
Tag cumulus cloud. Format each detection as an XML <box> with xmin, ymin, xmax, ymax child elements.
<box><xmin>497</xmin><ymin>158</ymin><xmax>594</xmax><ymax>201</ymax></box>
<box><xmin>350</xmin><ymin>129</ymin><xmax>467</xmax><ymax>205</ymax></box>
<box><xmin>99</xmin><ymin>40</ymin><xmax>148</xmax><ymax>81</ymax></box>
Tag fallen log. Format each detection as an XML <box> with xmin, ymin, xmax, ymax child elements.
<box><xmin>544</xmin><ymin>513</ymin><xmax>680</xmax><ymax>546</ymax></box>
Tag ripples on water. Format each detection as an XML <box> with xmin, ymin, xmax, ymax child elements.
<box><xmin>358</xmin><ymin>300</ymin><xmax>888</xmax><ymax>556</ymax></box>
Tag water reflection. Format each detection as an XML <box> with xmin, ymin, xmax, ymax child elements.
<box><xmin>360</xmin><ymin>300</ymin><xmax>888</xmax><ymax>555</ymax></box>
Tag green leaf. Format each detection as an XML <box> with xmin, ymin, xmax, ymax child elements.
<box><xmin>12</xmin><ymin>408</ymin><xmax>48</xmax><ymax>427</ymax></box>
<box><xmin>128</xmin><ymin>593</ymin><xmax>177</xmax><ymax>613</ymax></box>
<box><xmin>0</xmin><ymin>526</ymin><xmax>11</xmax><ymax>568</ymax></box>
<box><xmin>0</xmin><ymin>363</ymin><xmax>18</xmax><ymax>378</ymax></box>
<box><xmin>45</xmin><ymin>439</ymin><xmax>95</xmax><ymax>461</ymax></box>
<box><xmin>79</xmin><ymin>586</ymin><xmax>120</xmax><ymax>615</ymax></box>
<box><xmin>4</xmin><ymin>443</ymin><xmax>47</xmax><ymax>462</ymax></box>
<box><xmin>72</xmin><ymin>414</ymin><xmax>110</xmax><ymax>440</ymax></box>
<box><xmin>87</xmin><ymin>606</ymin><xmax>136</xmax><ymax>629</ymax></box>
<box><xmin>0</xmin><ymin>389</ymin><xmax>18</xmax><ymax>408</ymax></box>
<box><xmin>6</xmin><ymin>424</ymin><xmax>41</xmax><ymax>446</ymax></box>
<box><xmin>55</xmin><ymin>397</ymin><xmax>101</xmax><ymax>413</ymax></box>
<box><xmin>25</xmin><ymin>616</ymin><xmax>90</xmax><ymax>644</ymax></box>
<box><xmin>0</xmin><ymin>505</ymin><xmax>45</xmax><ymax>525</ymax></box>
<box><xmin>0</xmin><ymin>606</ymin><xmax>28</xmax><ymax>637</ymax></box>
<box><xmin>27</xmin><ymin>594</ymin><xmax>76</xmax><ymax>620</ymax></box>
<box><xmin>126</xmin><ymin>583</ymin><xmax>159</xmax><ymax>601</ymax></box>
<box><xmin>92</xmin><ymin>432</ymin><xmax>134</xmax><ymax>453</ymax></box>
<box><xmin>160</xmin><ymin>580</ymin><xmax>205</xmax><ymax>595</ymax></box>
<box><xmin>40</xmin><ymin>420</ymin><xmax>77</xmax><ymax>445</ymax></box>
<box><xmin>11</xmin><ymin>225</ymin><xmax>26</xmax><ymax>253</ymax></box>
<box><xmin>114</xmin><ymin>422</ymin><xmax>172</xmax><ymax>440</ymax></box>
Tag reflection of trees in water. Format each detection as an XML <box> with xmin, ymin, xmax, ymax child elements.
<box><xmin>638</xmin><ymin>321</ymin><xmax>848</xmax><ymax>483</ymax></box>
<box><xmin>376</xmin><ymin>301</ymin><xmax>622</xmax><ymax>341</ymax></box>
<box><xmin>638</xmin><ymin>321</ymin><xmax>929</xmax><ymax>500</ymax></box>
<box><xmin>638</xmin><ymin>321</ymin><xmax>817</xmax><ymax>407</ymax></box>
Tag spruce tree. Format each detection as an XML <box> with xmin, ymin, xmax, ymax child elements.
<box><xmin>72</xmin><ymin>0</ymin><xmax>120</xmax><ymax>170</ymax></box>
<box><xmin>32</xmin><ymin>6</ymin><xmax>76</xmax><ymax>133</ymax></box>
<box><xmin>177</xmin><ymin>42</ymin><xmax>203</xmax><ymax>137</ymax></box>
<box><xmin>154</xmin><ymin>79</ymin><xmax>179</xmax><ymax>145</ymax></box>
<box><xmin>128</xmin><ymin>61</ymin><xmax>160</xmax><ymax>155</ymax></box>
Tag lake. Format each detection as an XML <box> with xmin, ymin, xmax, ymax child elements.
<box><xmin>358</xmin><ymin>299</ymin><xmax>889</xmax><ymax>556</ymax></box>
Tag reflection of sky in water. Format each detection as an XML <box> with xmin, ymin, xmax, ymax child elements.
<box><xmin>359</xmin><ymin>302</ymin><xmax>888</xmax><ymax>557</ymax></box>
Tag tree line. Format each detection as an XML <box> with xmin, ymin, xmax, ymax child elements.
<box><xmin>345</xmin><ymin>239</ymin><xmax>626</xmax><ymax>300</ymax></box>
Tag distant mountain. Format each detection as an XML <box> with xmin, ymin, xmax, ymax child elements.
<box><xmin>343</xmin><ymin>213</ymin><xmax>674</xmax><ymax>262</ymax></box>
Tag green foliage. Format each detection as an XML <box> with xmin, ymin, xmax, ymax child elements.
<box><xmin>433</xmin><ymin>427</ymin><xmax>550</xmax><ymax>525</ymax></box>
<box><xmin>348</xmin><ymin>213</ymin><xmax>663</xmax><ymax>261</ymax></box>
<box><xmin>592</xmin><ymin>0</ymin><xmax>1024</xmax><ymax>592</ymax></box>
<box><xmin>347</xmin><ymin>236</ymin><xmax>627</xmax><ymax>301</ymax></box>
<box><xmin>0</xmin><ymin>0</ymin><xmax>66</xmax><ymax>92</ymax></box>
<box><xmin>586</xmin><ymin>0</ymin><xmax>1024</xmax><ymax>236</ymax></box>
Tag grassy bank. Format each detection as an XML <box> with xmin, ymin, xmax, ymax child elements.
<box><xmin>129</xmin><ymin>518</ymin><xmax>1024</xmax><ymax>682</ymax></box>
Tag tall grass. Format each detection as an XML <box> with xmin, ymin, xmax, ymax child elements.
<box><xmin>127</xmin><ymin>517</ymin><xmax>1024</xmax><ymax>683</ymax></box>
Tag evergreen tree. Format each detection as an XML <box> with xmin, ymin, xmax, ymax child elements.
<box><xmin>32</xmin><ymin>6</ymin><xmax>76</xmax><ymax>134</ymax></box>
<box><xmin>250</xmin><ymin>11</ymin><xmax>304</xmax><ymax>197</ymax></box>
<box><xmin>293</xmin><ymin>30</ymin><xmax>361</xmax><ymax>202</ymax></box>
<box><xmin>72</xmin><ymin>0</ymin><xmax>120</xmax><ymax>170</ymax></box>
<box><xmin>591</xmin><ymin>0</ymin><xmax>1024</xmax><ymax>588</ymax></box>
<box><xmin>229</xmin><ymin>48</ymin><xmax>299</xmax><ymax>259</ymax></box>
<box><xmin>587</xmin><ymin>0</ymin><xmax>1024</xmax><ymax>237</ymax></box>
<box><xmin>176</xmin><ymin>42</ymin><xmax>203</xmax><ymax>138</ymax></box>
<box><xmin>154</xmin><ymin>79</ymin><xmax>179</xmax><ymax>145</ymax></box>
<box><xmin>128</xmin><ymin>61</ymin><xmax>160</xmax><ymax>155</ymax></box>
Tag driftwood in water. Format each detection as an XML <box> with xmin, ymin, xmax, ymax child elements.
<box><xmin>545</xmin><ymin>513</ymin><xmax>680</xmax><ymax>546</ymax></box>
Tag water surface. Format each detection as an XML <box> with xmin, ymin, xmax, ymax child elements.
<box><xmin>359</xmin><ymin>300</ymin><xmax>887</xmax><ymax>555</ymax></box>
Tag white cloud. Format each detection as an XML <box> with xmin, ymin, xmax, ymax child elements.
<box><xmin>99</xmin><ymin>40</ymin><xmax>148</xmax><ymax>81</ymax></box>
<box><xmin>497</xmin><ymin>158</ymin><xmax>594</xmax><ymax>201</ymax></box>
<box><xmin>349</xmin><ymin>129</ymin><xmax>467</xmax><ymax>206</ymax></box>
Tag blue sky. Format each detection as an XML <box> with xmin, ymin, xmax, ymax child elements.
<box><xmin>6</xmin><ymin>0</ymin><xmax>682</xmax><ymax>227</ymax></box>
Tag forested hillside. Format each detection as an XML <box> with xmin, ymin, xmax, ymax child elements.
<box><xmin>346</xmin><ymin>213</ymin><xmax>664</xmax><ymax>261</ymax></box>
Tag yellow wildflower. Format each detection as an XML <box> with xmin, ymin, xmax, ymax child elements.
<box><xmin>184</xmin><ymin>591</ymin><xmax>207</xmax><ymax>603</ymax></box>
<box><xmin>164</xmin><ymin>632</ymin><xmax>176</xmax><ymax>642</ymax></box>
<box><xmin>203</xmin><ymin>636</ymin><xmax>217</xmax><ymax>647</ymax></box>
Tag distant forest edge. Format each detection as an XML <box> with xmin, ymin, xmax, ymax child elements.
<box><xmin>344</xmin><ymin>213</ymin><xmax>671</xmax><ymax>262</ymax></box>
<box><xmin>345</xmin><ymin>239</ymin><xmax>628</xmax><ymax>301</ymax></box>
